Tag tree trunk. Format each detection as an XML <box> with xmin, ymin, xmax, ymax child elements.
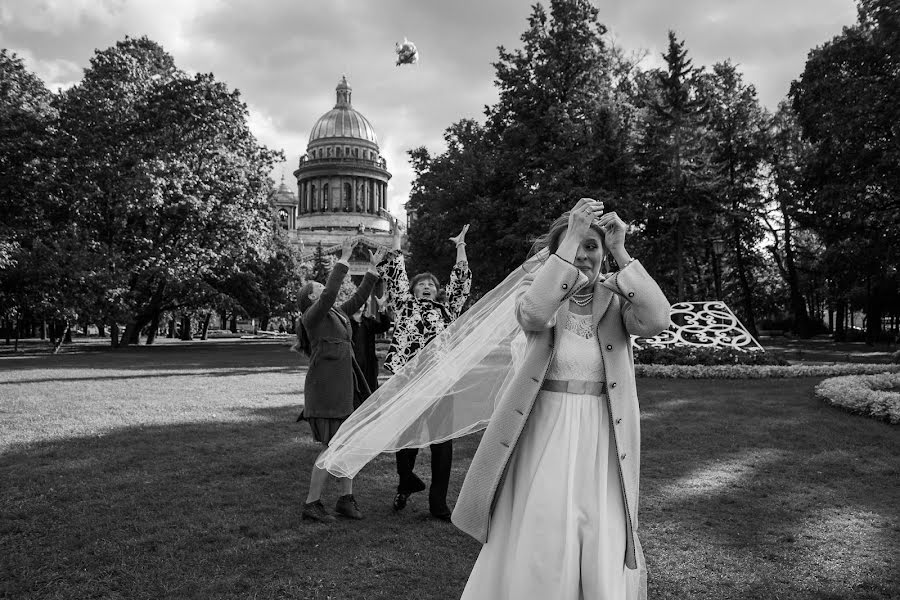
<box><xmin>260</xmin><ymin>315</ymin><xmax>270</xmax><ymax>332</ymax></box>
<box><xmin>779</xmin><ymin>198</ymin><xmax>812</xmax><ymax>337</ymax></box>
<box><xmin>13</xmin><ymin>319</ymin><xmax>19</xmax><ymax>351</ymax></box>
<box><xmin>230</xmin><ymin>315</ymin><xmax>238</xmax><ymax>333</ymax></box>
<box><xmin>39</xmin><ymin>321</ymin><xmax>46</xmax><ymax>340</ymax></box>
<box><xmin>865</xmin><ymin>285</ymin><xmax>882</xmax><ymax>346</ymax></box>
<box><xmin>110</xmin><ymin>322</ymin><xmax>121</xmax><ymax>348</ymax></box>
<box><xmin>4</xmin><ymin>320</ymin><xmax>9</xmax><ymax>345</ymax></box>
<box><xmin>180</xmin><ymin>315</ymin><xmax>193</xmax><ymax>341</ymax></box>
<box><xmin>731</xmin><ymin>236</ymin><xmax>759</xmax><ymax>338</ymax></box>
<box><xmin>675</xmin><ymin>219</ymin><xmax>684</xmax><ymax>302</ymax></box>
<box><xmin>98</xmin><ymin>322</ymin><xmax>105</xmax><ymax>337</ymax></box>
<box><xmin>63</xmin><ymin>325</ymin><xmax>72</xmax><ymax>344</ymax></box>
<box><xmin>120</xmin><ymin>322</ymin><xmax>139</xmax><ymax>346</ymax></box>
<box><xmin>82</xmin><ymin>323</ymin><xmax>89</xmax><ymax>337</ymax></box>
<box><xmin>834</xmin><ymin>301</ymin><xmax>846</xmax><ymax>342</ymax></box>
<box><xmin>200</xmin><ymin>313</ymin><xmax>212</xmax><ymax>340</ymax></box>
<box><xmin>167</xmin><ymin>318</ymin><xmax>176</xmax><ymax>338</ymax></box>
<box><xmin>146</xmin><ymin>311</ymin><xmax>161</xmax><ymax>345</ymax></box>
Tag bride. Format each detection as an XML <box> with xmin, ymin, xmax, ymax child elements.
<box><xmin>318</xmin><ymin>198</ymin><xmax>670</xmax><ymax>599</ymax></box>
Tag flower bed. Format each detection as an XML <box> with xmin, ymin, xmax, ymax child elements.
<box><xmin>633</xmin><ymin>345</ymin><xmax>788</xmax><ymax>366</ymax></box>
<box><xmin>815</xmin><ymin>373</ymin><xmax>900</xmax><ymax>424</ymax></box>
<box><xmin>635</xmin><ymin>363</ymin><xmax>900</xmax><ymax>379</ymax></box>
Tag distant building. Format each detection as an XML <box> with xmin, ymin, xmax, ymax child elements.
<box><xmin>273</xmin><ymin>76</ymin><xmax>403</xmax><ymax>277</ymax></box>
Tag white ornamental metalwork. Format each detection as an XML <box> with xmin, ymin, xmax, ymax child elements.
<box><xmin>632</xmin><ymin>301</ymin><xmax>763</xmax><ymax>352</ymax></box>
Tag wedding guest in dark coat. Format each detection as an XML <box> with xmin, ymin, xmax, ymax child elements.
<box><xmin>296</xmin><ymin>236</ymin><xmax>385</xmax><ymax>523</ymax></box>
<box><xmin>350</xmin><ymin>289</ymin><xmax>392</xmax><ymax>394</ymax></box>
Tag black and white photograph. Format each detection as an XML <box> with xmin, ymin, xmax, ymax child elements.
<box><xmin>1</xmin><ymin>0</ymin><xmax>898</xmax><ymax>598</ymax></box>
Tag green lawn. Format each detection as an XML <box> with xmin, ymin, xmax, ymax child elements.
<box><xmin>1</xmin><ymin>340</ymin><xmax>898</xmax><ymax>599</ymax></box>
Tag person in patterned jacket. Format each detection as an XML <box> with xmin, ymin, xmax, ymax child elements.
<box><xmin>378</xmin><ymin>223</ymin><xmax>472</xmax><ymax>520</ymax></box>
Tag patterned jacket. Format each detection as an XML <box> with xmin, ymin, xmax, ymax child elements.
<box><xmin>378</xmin><ymin>252</ymin><xmax>472</xmax><ymax>374</ymax></box>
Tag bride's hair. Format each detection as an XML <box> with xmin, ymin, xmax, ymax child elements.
<box><xmin>527</xmin><ymin>211</ymin><xmax>610</xmax><ymax>272</ymax></box>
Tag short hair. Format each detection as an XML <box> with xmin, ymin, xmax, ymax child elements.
<box><xmin>410</xmin><ymin>272</ymin><xmax>440</xmax><ymax>295</ymax></box>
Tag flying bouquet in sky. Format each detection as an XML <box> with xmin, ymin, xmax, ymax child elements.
<box><xmin>395</xmin><ymin>37</ymin><xmax>419</xmax><ymax>66</ymax></box>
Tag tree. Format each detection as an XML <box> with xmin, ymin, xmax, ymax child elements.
<box><xmin>790</xmin><ymin>0</ymin><xmax>900</xmax><ymax>342</ymax></box>
<box><xmin>0</xmin><ymin>50</ymin><xmax>71</xmax><ymax>348</ymax></box>
<box><xmin>56</xmin><ymin>37</ymin><xmax>282</xmax><ymax>346</ymax></box>
<box><xmin>311</xmin><ymin>242</ymin><xmax>330</xmax><ymax>285</ymax></box>
<box><xmin>407</xmin><ymin>0</ymin><xmax>633</xmax><ymax>290</ymax></box>
<box><xmin>698</xmin><ymin>60</ymin><xmax>770</xmax><ymax>336</ymax></box>
<box><xmin>763</xmin><ymin>102</ymin><xmax>818</xmax><ymax>336</ymax></box>
<box><xmin>631</xmin><ymin>32</ymin><xmax>714</xmax><ymax>302</ymax></box>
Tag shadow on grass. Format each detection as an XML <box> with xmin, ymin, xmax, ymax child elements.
<box><xmin>1</xmin><ymin>380</ymin><xmax>898</xmax><ymax>600</ymax></box>
<box><xmin>636</xmin><ymin>378</ymin><xmax>900</xmax><ymax>600</ymax></box>
<box><xmin>0</xmin><ymin>340</ymin><xmax>307</xmax><ymax>375</ymax></box>
<box><xmin>0</xmin><ymin>366</ymin><xmax>299</xmax><ymax>386</ymax></box>
<box><xmin>0</xmin><ymin>404</ymin><xmax>480</xmax><ymax>600</ymax></box>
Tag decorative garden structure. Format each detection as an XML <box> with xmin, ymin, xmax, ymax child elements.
<box><xmin>634</xmin><ymin>301</ymin><xmax>763</xmax><ymax>351</ymax></box>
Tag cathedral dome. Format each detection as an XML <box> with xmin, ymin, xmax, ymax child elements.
<box><xmin>308</xmin><ymin>76</ymin><xmax>379</xmax><ymax>146</ymax></box>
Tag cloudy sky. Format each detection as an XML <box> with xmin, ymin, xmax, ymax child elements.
<box><xmin>1</xmin><ymin>0</ymin><xmax>857</xmax><ymax>217</ymax></box>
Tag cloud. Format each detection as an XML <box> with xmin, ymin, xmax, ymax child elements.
<box><xmin>3</xmin><ymin>46</ymin><xmax>80</xmax><ymax>91</ymax></box>
<box><xmin>0</xmin><ymin>0</ymin><xmax>861</xmax><ymax>217</ymax></box>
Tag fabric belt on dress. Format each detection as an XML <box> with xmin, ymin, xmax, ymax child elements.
<box><xmin>540</xmin><ymin>379</ymin><xmax>606</xmax><ymax>396</ymax></box>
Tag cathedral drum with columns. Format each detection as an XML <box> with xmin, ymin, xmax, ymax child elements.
<box><xmin>271</xmin><ymin>76</ymin><xmax>400</xmax><ymax>278</ymax></box>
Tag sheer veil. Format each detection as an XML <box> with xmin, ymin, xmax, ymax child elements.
<box><xmin>316</xmin><ymin>250</ymin><xmax>548</xmax><ymax>478</ymax></box>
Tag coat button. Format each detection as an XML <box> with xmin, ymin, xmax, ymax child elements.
<box><xmin>628</xmin><ymin>292</ymin><xmax>635</xmax><ymax>298</ymax></box>
<box><xmin>610</xmin><ymin>382</ymin><xmax>617</xmax><ymax>388</ymax></box>
<box><xmin>606</xmin><ymin>344</ymin><xmax>612</xmax><ymax>350</ymax></box>
<box><xmin>615</xmin><ymin>418</ymin><xmax>622</xmax><ymax>425</ymax></box>
<box><xmin>562</xmin><ymin>283</ymin><xmax>568</xmax><ymax>289</ymax></box>
<box><xmin>620</xmin><ymin>453</ymin><xmax>626</xmax><ymax>460</ymax></box>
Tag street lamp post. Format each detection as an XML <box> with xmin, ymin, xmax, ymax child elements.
<box><xmin>711</xmin><ymin>238</ymin><xmax>725</xmax><ymax>300</ymax></box>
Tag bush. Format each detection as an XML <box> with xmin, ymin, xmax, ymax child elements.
<box><xmin>815</xmin><ymin>373</ymin><xmax>900</xmax><ymax>424</ymax></box>
<box><xmin>636</xmin><ymin>363</ymin><xmax>900</xmax><ymax>379</ymax></box>
<box><xmin>633</xmin><ymin>345</ymin><xmax>789</xmax><ymax>366</ymax></box>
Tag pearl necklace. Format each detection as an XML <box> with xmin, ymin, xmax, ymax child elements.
<box><xmin>570</xmin><ymin>291</ymin><xmax>594</xmax><ymax>306</ymax></box>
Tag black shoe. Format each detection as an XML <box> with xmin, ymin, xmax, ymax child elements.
<box><xmin>335</xmin><ymin>494</ymin><xmax>363</xmax><ymax>520</ymax></box>
<box><xmin>301</xmin><ymin>500</ymin><xmax>336</xmax><ymax>523</ymax></box>
<box><xmin>393</xmin><ymin>492</ymin><xmax>410</xmax><ymax>511</ymax></box>
<box><xmin>400</xmin><ymin>474</ymin><xmax>426</xmax><ymax>494</ymax></box>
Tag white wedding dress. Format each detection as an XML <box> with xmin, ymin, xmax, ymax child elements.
<box><xmin>460</xmin><ymin>312</ymin><xmax>639</xmax><ymax>600</ymax></box>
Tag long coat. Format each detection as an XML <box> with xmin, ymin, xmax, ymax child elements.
<box><xmin>451</xmin><ymin>254</ymin><xmax>670</xmax><ymax>570</ymax></box>
<box><xmin>350</xmin><ymin>312</ymin><xmax>392</xmax><ymax>392</ymax></box>
<box><xmin>302</xmin><ymin>262</ymin><xmax>378</xmax><ymax>419</ymax></box>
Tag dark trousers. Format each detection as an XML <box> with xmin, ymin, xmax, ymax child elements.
<box><xmin>395</xmin><ymin>440</ymin><xmax>453</xmax><ymax>509</ymax></box>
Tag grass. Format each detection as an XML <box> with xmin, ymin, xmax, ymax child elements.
<box><xmin>1</xmin><ymin>339</ymin><xmax>898</xmax><ymax>599</ymax></box>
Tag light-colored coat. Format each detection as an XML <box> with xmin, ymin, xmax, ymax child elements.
<box><xmin>451</xmin><ymin>254</ymin><xmax>670</xmax><ymax>570</ymax></box>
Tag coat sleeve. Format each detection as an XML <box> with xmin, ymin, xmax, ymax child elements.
<box><xmin>371</xmin><ymin>312</ymin><xmax>392</xmax><ymax>334</ymax></box>
<box><xmin>599</xmin><ymin>260</ymin><xmax>671</xmax><ymax>337</ymax></box>
<box><xmin>515</xmin><ymin>254</ymin><xmax>588</xmax><ymax>332</ymax></box>
<box><xmin>445</xmin><ymin>261</ymin><xmax>472</xmax><ymax>320</ymax></box>
<box><xmin>303</xmin><ymin>262</ymin><xmax>348</xmax><ymax>328</ymax></box>
<box><xmin>339</xmin><ymin>270</ymin><xmax>379</xmax><ymax>316</ymax></box>
<box><xmin>377</xmin><ymin>251</ymin><xmax>414</xmax><ymax>314</ymax></box>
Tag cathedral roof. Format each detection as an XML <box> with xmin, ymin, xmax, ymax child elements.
<box><xmin>308</xmin><ymin>76</ymin><xmax>379</xmax><ymax>146</ymax></box>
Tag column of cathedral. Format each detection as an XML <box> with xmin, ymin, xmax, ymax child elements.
<box><xmin>298</xmin><ymin>177</ymin><xmax>390</xmax><ymax>215</ymax></box>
